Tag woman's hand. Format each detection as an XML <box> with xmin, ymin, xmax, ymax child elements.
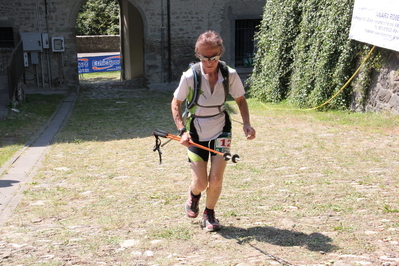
<box><xmin>243</xmin><ymin>124</ymin><xmax>256</xmax><ymax>140</ymax></box>
<box><xmin>179</xmin><ymin>131</ymin><xmax>192</xmax><ymax>147</ymax></box>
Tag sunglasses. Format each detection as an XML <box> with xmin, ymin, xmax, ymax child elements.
<box><xmin>195</xmin><ymin>53</ymin><xmax>221</xmax><ymax>62</ymax></box>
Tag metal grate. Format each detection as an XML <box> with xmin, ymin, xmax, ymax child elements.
<box><xmin>235</xmin><ymin>19</ymin><xmax>261</xmax><ymax>67</ymax></box>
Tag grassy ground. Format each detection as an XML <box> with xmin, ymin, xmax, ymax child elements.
<box><xmin>0</xmin><ymin>75</ymin><xmax>398</xmax><ymax>265</ymax></box>
<box><xmin>78</xmin><ymin>71</ymin><xmax>121</xmax><ymax>83</ymax></box>
<box><xmin>0</xmin><ymin>94</ymin><xmax>65</xmax><ymax>168</ymax></box>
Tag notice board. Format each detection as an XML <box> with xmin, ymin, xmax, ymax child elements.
<box><xmin>349</xmin><ymin>0</ymin><xmax>399</xmax><ymax>52</ymax></box>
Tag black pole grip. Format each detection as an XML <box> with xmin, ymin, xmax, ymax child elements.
<box><xmin>153</xmin><ymin>129</ymin><xmax>169</xmax><ymax>138</ymax></box>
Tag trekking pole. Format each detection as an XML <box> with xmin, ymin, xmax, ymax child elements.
<box><xmin>152</xmin><ymin>129</ymin><xmax>240</xmax><ymax>164</ymax></box>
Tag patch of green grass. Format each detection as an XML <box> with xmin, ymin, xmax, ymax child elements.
<box><xmin>223</xmin><ymin>210</ymin><xmax>238</xmax><ymax>217</ymax></box>
<box><xmin>246</xmin><ymin>99</ymin><xmax>399</xmax><ymax>135</ymax></box>
<box><xmin>0</xmin><ymin>94</ymin><xmax>64</xmax><ymax>167</ymax></box>
<box><xmin>384</xmin><ymin>205</ymin><xmax>399</xmax><ymax>213</ymax></box>
<box><xmin>333</xmin><ymin>222</ymin><xmax>355</xmax><ymax>233</ymax></box>
<box><xmin>151</xmin><ymin>226</ymin><xmax>193</xmax><ymax>240</ymax></box>
<box><xmin>79</xmin><ymin>71</ymin><xmax>120</xmax><ymax>82</ymax></box>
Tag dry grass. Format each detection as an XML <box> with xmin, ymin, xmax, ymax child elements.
<box><xmin>0</xmin><ymin>78</ymin><xmax>398</xmax><ymax>265</ymax></box>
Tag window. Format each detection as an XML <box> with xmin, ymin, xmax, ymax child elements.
<box><xmin>0</xmin><ymin>27</ymin><xmax>14</xmax><ymax>48</ymax></box>
<box><xmin>235</xmin><ymin>19</ymin><xmax>261</xmax><ymax>67</ymax></box>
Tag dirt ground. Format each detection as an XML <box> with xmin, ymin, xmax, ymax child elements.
<box><xmin>0</xmin><ymin>80</ymin><xmax>398</xmax><ymax>266</ymax></box>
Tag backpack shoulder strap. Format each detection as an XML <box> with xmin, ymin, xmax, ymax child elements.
<box><xmin>186</xmin><ymin>62</ymin><xmax>201</xmax><ymax>110</ymax></box>
<box><xmin>218</xmin><ymin>61</ymin><xmax>230</xmax><ymax>100</ymax></box>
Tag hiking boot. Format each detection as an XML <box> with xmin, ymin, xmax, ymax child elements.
<box><xmin>185</xmin><ymin>192</ymin><xmax>201</xmax><ymax>218</ymax></box>
<box><xmin>202</xmin><ymin>209</ymin><xmax>221</xmax><ymax>232</ymax></box>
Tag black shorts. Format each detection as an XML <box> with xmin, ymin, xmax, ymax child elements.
<box><xmin>188</xmin><ymin>112</ymin><xmax>231</xmax><ymax>162</ymax></box>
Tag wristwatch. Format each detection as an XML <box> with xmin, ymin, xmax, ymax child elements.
<box><xmin>178</xmin><ymin>127</ymin><xmax>187</xmax><ymax>136</ymax></box>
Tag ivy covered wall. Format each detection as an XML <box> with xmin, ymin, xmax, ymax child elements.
<box><xmin>247</xmin><ymin>0</ymin><xmax>386</xmax><ymax>111</ymax></box>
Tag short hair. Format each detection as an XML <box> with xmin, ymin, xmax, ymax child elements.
<box><xmin>195</xmin><ymin>30</ymin><xmax>225</xmax><ymax>56</ymax></box>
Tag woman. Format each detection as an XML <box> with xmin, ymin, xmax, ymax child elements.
<box><xmin>171</xmin><ymin>30</ymin><xmax>256</xmax><ymax>231</ymax></box>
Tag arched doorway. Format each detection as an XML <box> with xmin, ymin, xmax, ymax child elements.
<box><xmin>74</xmin><ymin>0</ymin><xmax>144</xmax><ymax>82</ymax></box>
<box><xmin>120</xmin><ymin>0</ymin><xmax>144</xmax><ymax>80</ymax></box>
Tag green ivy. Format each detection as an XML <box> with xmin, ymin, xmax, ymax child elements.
<box><xmin>248</xmin><ymin>0</ymin><xmax>374</xmax><ymax>110</ymax></box>
<box><xmin>249</xmin><ymin>0</ymin><xmax>302</xmax><ymax>102</ymax></box>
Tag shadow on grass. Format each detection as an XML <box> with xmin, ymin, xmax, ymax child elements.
<box><xmin>218</xmin><ymin>225</ymin><xmax>338</xmax><ymax>253</ymax></box>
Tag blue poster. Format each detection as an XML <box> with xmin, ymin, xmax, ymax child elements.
<box><xmin>78</xmin><ymin>54</ymin><xmax>121</xmax><ymax>74</ymax></box>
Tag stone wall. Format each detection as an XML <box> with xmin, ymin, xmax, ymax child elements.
<box><xmin>76</xmin><ymin>35</ymin><xmax>120</xmax><ymax>53</ymax></box>
<box><xmin>352</xmin><ymin>50</ymin><xmax>399</xmax><ymax>115</ymax></box>
<box><xmin>367</xmin><ymin>51</ymin><xmax>399</xmax><ymax>114</ymax></box>
<box><xmin>0</xmin><ymin>0</ymin><xmax>265</xmax><ymax>87</ymax></box>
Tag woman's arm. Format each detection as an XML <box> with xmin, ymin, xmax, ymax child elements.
<box><xmin>234</xmin><ymin>95</ymin><xmax>256</xmax><ymax>140</ymax></box>
<box><xmin>171</xmin><ymin>97</ymin><xmax>185</xmax><ymax>130</ymax></box>
<box><xmin>171</xmin><ymin>97</ymin><xmax>192</xmax><ymax>146</ymax></box>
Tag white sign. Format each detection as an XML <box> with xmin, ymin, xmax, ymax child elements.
<box><xmin>349</xmin><ymin>0</ymin><xmax>399</xmax><ymax>52</ymax></box>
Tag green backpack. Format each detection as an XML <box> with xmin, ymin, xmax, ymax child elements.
<box><xmin>183</xmin><ymin>61</ymin><xmax>230</xmax><ymax>127</ymax></box>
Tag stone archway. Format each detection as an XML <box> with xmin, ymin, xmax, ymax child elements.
<box><xmin>120</xmin><ymin>0</ymin><xmax>144</xmax><ymax>80</ymax></box>
<box><xmin>71</xmin><ymin>0</ymin><xmax>145</xmax><ymax>81</ymax></box>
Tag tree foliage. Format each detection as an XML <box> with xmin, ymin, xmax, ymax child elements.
<box><xmin>248</xmin><ymin>0</ymin><xmax>369</xmax><ymax>109</ymax></box>
<box><xmin>76</xmin><ymin>0</ymin><xmax>120</xmax><ymax>35</ymax></box>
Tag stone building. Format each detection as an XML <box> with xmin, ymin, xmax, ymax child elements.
<box><xmin>2</xmin><ymin>0</ymin><xmax>398</xmax><ymax>114</ymax></box>
<box><xmin>0</xmin><ymin>0</ymin><xmax>265</xmax><ymax>89</ymax></box>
